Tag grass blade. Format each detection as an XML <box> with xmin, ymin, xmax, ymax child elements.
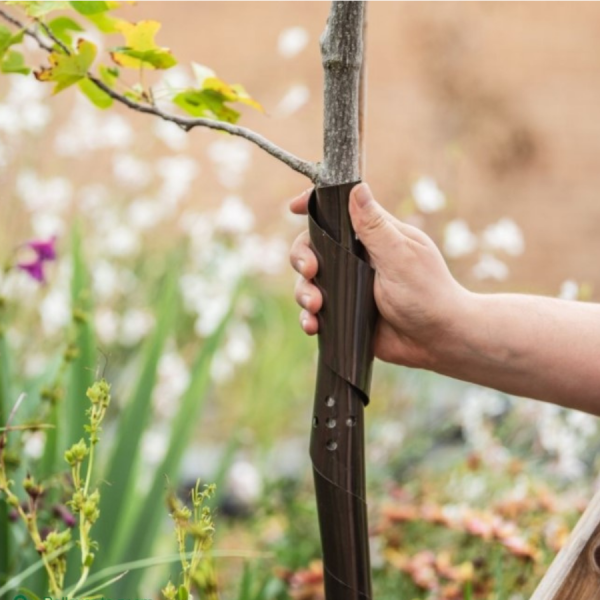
<box><xmin>0</xmin><ymin>331</ymin><xmax>12</xmax><ymax>581</ymax></box>
<box><xmin>114</xmin><ymin>307</ymin><xmax>233</xmax><ymax>596</ymax></box>
<box><xmin>64</xmin><ymin>223</ymin><xmax>97</xmax><ymax>453</ymax></box>
<box><xmin>97</xmin><ymin>267</ymin><xmax>178</xmax><ymax>568</ymax></box>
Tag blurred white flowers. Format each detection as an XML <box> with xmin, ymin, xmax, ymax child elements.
<box><xmin>207</xmin><ymin>138</ymin><xmax>252</xmax><ymax>189</ymax></box>
<box><xmin>215</xmin><ymin>195</ymin><xmax>255</xmax><ymax>234</ymax></box>
<box><xmin>277</xmin><ymin>26</ymin><xmax>309</xmax><ymax>58</ymax></box>
<box><xmin>444</xmin><ymin>219</ymin><xmax>478</xmax><ymax>259</ymax></box>
<box><xmin>472</xmin><ymin>253</ymin><xmax>510</xmax><ymax>281</ymax></box>
<box><xmin>275</xmin><ymin>84</ymin><xmax>310</xmax><ymax>117</ymax></box>
<box><xmin>482</xmin><ymin>218</ymin><xmax>525</xmax><ymax>256</ymax></box>
<box><xmin>558</xmin><ymin>279</ymin><xmax>579</xmax><ymax>300</ymax></box>
<box><xmin>412</xmin><ymin>177</ymin><xmax>446</xmax><ymax>213</ymax></box>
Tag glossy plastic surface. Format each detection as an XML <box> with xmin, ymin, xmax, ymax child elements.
<box><xmin>308</xmin><ymin>182</ymin><xmax>377</xmax><ymax>600</ymax></box>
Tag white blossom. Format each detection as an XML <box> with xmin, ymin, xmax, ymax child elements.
<box><xmin>153</xmin><ymin>119</ymin><xmax>188</xmax><ymax>151</ymax></box>
<box><xmin>412</xmin><ymin>177</ymin><xmax>446</xmax><ymax>213</ymax></box>
<box><xmin>275</xmin><ymin>84</ymin><xmax>310</xmax><ymax>117</ymax></box>
<box><xmin>278</xmin><ymin>26</ymin><xmax>309</xmax><ymax>58</ymax></box>
<box><xmin>225</xmin><ymin>321</ymin><xmax>253</xmax><ymax>364</ymax></box>
<box><xmin>444</xmin><ymin>219</ymin><xmax>477</xmax><ymax>259</ymax></box>
<box><xmin>95</xmin><ymin>308</ymin><xmax>119</xmax><ymax>345</ymax></box>
<box><xmin>153</xmin><ymin>348</ymin><xmax>190</xmax><ymax>418</ymax></box>
<box><xmin>113</xmin><ymin>153</ymin><xmax>152</xmax><ymax>189</ymax></box>
<box><xmin>558</xmin><ymin>279</ymin><xmax>579</xmax><ymax>300</ymax></box>
<box><xmin>227</xmin><ymin>460</ymin><xmax>262</xmax><ymax>505</ymax></box>
<box><xmin>39</xmin><ymin>289</ymin><xmax>70</xmax><ymax>336</ymax></box>
<box><xmin>472</xmin><ymin>253</ymin><xmax>509</xmax><ymax>281</ymax></box>
<box><xmin>482</xmin><ymin>218</ymin><xmax>524</xmax><ymax>256</ymax></box>
<box><xmin>215</xmin><ymin>195</ymin><xmax>255</xmax><ymax>234</ymax></box>
<box><xmin>128</xmin><ymin>198</ymin><xmax>166</xmax><ymax>231</ymax></box>
<box><xmin>120</xmin><ymin>308</ymin><xmax>154</xmax><ymax>346</ymax></box>
<box><xmin>207</xmin><ymin>138</ymin><xmax>252</xmax><ymax>189</ymax></box>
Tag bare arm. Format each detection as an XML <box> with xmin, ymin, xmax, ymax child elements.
<box><xmin>289</xmin><ymin>183</ymin><xmax>600</xmax><ymax>415</ymax></box>
<box><xmin>440</xmin><ymin>292</ymin><xmax>600</xmax><ymax>413</ymax></box>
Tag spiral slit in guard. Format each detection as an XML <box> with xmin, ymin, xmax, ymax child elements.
<box><xmin>308</xmin><ymin>182</ymin><xmax>378</xmax><ymax>600</ymax></box>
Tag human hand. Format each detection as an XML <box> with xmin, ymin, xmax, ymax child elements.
<box><xmin>289</xmin><ymin>183</ymin><xmax>472</xmax><ymax>369</ymax></box>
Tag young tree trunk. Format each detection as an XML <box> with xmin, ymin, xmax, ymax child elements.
<box><xmin>309</xmin><ymin>3</ymin><xmax>375</xmax><ymax>599</ymax></box>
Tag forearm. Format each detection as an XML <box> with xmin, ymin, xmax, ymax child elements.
<box><xmin>434</xmin><ymin>292</ymin><xmax>600</xmax><ymax>414</ymax></box>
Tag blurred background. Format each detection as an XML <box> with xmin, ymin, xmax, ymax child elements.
<box><xmin>2</xmin><ymin>2</ymin><xmax>600</xmax><ymax>599</ymax></box>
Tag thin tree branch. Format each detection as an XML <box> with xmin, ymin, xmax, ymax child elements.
<box><xmin>0</xmin><ymin>7</ymin><xmax>319</xmax><ymax>182</ymax></box>
<box><xmin>320</xmin><ymin>1</ymin><xmax>365</xmax><ymax>185</ymax></box>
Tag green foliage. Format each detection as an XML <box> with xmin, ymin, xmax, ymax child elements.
<box><xmin>0</xmin><ymin>24</ymin><xmax>27</xmax><ymax>74</ymax></box>
<box><xmin>111</xmin><ymin>19</ymin><xmax>176</xmax><ymax>70</ymax></box>
<box><xmin>47</xmin><ymin>16</ymin><xmax>84</xmax><ymax>46</ymax></box>
<box><xmin>78</xmin><ymin>77</ymin><xmax>112</xmax><ymax>108</ymax></box>
<box><xmin>34</xmin><ymin>38</ymin><xmax>97</xmax><ymax>94</ymax></box>
<box><xmin>174</xmin><ymin>70</ymin><xmax>263</xmax><ymax>124</ymax></box>
<box><xmin>6</xmin><ymin>1</ymin><xmax>69</xmax><ymax>18</ymax></box>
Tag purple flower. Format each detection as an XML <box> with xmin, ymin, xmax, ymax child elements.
<box><xmin>17</xmin><ymin>259</ymin><xmax>45</xmax><ymax>282</ymax></box>
<box><xmin>27</xmin><ymin>236</ymin><xmax>57</xmax><ymax>261</ymax></box>
<box><xmin>16</xmin><ymin>236</ymin><xmax>58</xmax><ymax>284</ymax></box>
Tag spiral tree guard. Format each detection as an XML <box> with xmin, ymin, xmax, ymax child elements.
<box><xmin>308</xmin><ymin>182</ymin><xmax>378</xmax><ymax>600</ymax></box>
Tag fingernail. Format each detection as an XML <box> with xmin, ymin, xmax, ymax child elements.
<box><xmin>301</xmin><ymin>294</ymin><xmax>311</xmax><ymax>309</ymax></box>
<box><xmin>301</xmin><ymin>318</ymin><xmax>308</xmax><ymax>330</ymax></box>
<box><xmin>354</xmin><ymin>183</ymin><xmax>372</xmax><ymax>208</ymax></box>
<box><xmin>297</xmin><ymin>258</ymin><xmax>306</xmax><ymax>272</ymax></box>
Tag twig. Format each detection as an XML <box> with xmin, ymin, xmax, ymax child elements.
<box><xmin>0</xmin><ymin>7</ymin><xmax>319</xmax><ymax>182</ymax></box>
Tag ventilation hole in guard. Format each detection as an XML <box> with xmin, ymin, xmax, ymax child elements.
<box><xmin>312</xmin><ymin>416</ymin><xmax>319</xmax><ymax>428</ymax></box>
<box><xmin>325</xmin><ymin>417</ymin><xmax>336</xmax><ymax>429</ymax></box>
<box><xmin>325</xmin><ymin>396</ymin><xmax>335</xmax><ymax>407</ymax></box>
<box><xmin>326</xmin><ymin>439</ymin><xmax>338</xmax><ymax>451</ymax></box>
<box><xmin>346</xmin><ymin>416</ymin><xmax>357</xmax><ymax>427</ymax></box>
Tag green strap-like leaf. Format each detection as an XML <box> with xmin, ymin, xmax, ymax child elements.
<box><xmin>94</xmin><ymin>266</ymin><xmax>178</xmax><ymax>570</ymax></box>
<box><xmin>111</xmin><ymin>301</ymin><xmax>235</xmax><ymax>596</ymax></box>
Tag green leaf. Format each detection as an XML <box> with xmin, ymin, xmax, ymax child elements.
<box><xmin>99</xmin><ymin>63</ymin><xmax>119</xmax><ymax>87</ymax></box>
<box><xmin>0</xmin><ymin>25</ymin><xmax>24</xmax><ymax>57</ymax></box>
<box><xmin>178</xmin><ymin>585</ymin><xmax>189</xmax><ymax>600</ymax></box>
<box><xmin>112</xmin><ymin>301</ymin><xmax>234</xmax><ymax>597</ymax></box>
<box><xmin>1</xmin><ymin>51</ymin><xmax>30</xmax><ymax>75</ymax></box>
<box><xmin>173</xmin><ymin>89</ymin><xmax>240</xmax><ymax>124</ymax></box>
<box><xmin>84</xmin><ymin>12</ymin><xmax>120</xmax><ymax>33</ymax></box>
<box><xmin>47</xmin><ymin>16</ymin><xmax>84</xmax><ymax>47</ymax></box>
<box><xmin>78</xmin><ymin>77</ymin><xmax>112</xmax><ymax>108</ymax></box>
<box><xmin>0</xmin><ymin>332</ymin><xmax>12</xmax><ymax>587</ymax></box>
<box><xmin>5</xmin><ymin>1</ymin><xmax>69</xmax><ymax>17</ymax></box>
<box><xmin>34</xmin><ymin>38</ymin><xmax>96</xmax><ymax>94</ymax></box>
<box><xmin>95</xmin><ymin>267</ymin><xmax>178</xmax><ymax>570</ymax></box>
<box><xmin>69</xmin><ymin>0</ymin><xmax>111</xmax><ymax>15</ymax></box>
<box><xmin>173</xmin><ymin>76</ymin><xmax>262</xmax><ymax>124</ymax></box>
<box><xmin>110</xmin><ymin>20</ymin><xmax>176</xmax><ymax>70</ymax></box>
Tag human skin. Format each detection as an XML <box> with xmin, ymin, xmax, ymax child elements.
<box><xmin>289</xmin><ymin>183</ymin><xmax>600</xmax><ymax>415</ymax></box>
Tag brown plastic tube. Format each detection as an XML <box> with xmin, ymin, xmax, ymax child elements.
<box><xmin>308</xmin><ymin>182</ymin><xmax>377</xmax><ymax>600</ymax></box>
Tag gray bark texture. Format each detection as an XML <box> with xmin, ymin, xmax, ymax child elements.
<box><xmin>319</xmin><ymin>1</ymin><xmax>365</xmax><ymax>185</ymax></box>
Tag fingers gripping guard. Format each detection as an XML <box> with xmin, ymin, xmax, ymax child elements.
<box><xmin>308</xmin><ymin>183</ymin><xmax>377</xmax><ymax>600</ymax></box>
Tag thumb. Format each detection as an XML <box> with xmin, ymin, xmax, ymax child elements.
<box><xmin>349</xmin><ymin>183</ymin><xmax>398</xmax><ymax>261</ymax></box>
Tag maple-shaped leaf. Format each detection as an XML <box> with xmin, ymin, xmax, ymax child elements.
<box><xmin>34</xmin><ymin>38</ymin><xmax>97</xmax><ymax>94</ymax></box>
<box><xmin>110</xmin><ymin>20</ymin><xmax>176</xmax><ymax>70</ymax></box>
<box><xmin>173</xmin><ymin>74</ymin><xmax>263</xmax><ymax>124</ymax></box>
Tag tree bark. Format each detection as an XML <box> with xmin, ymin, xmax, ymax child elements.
<box><xmin>319</xmin><ymin>1</ymin><xmax>365</xmax><ymax>185</ymax></box>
